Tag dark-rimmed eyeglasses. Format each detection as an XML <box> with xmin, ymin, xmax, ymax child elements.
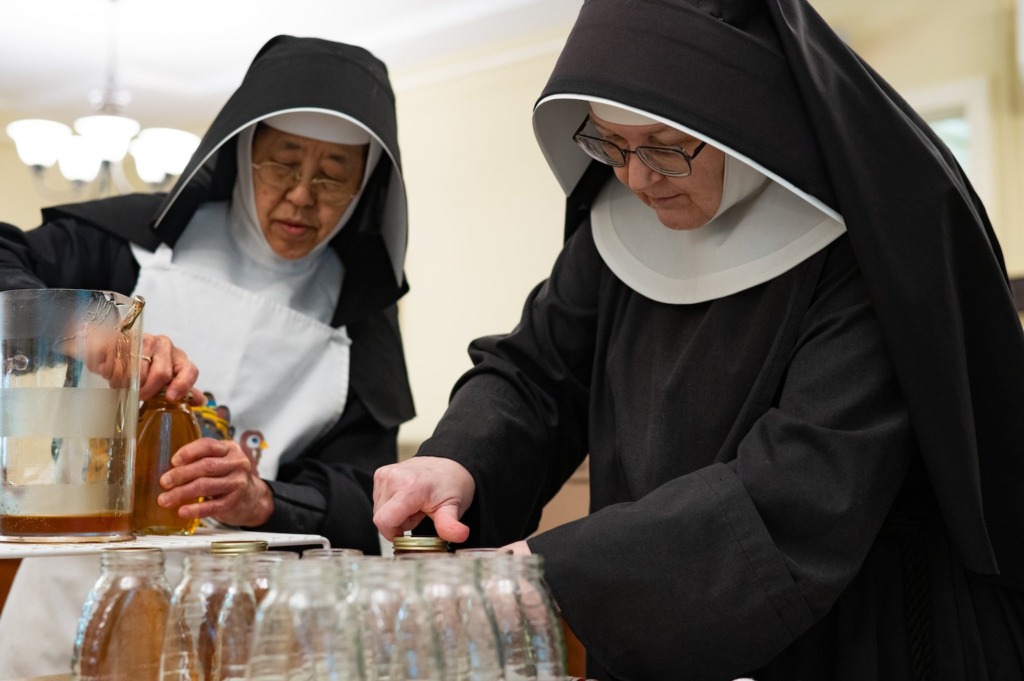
<box><xmin>252</xmin><ymin>161</ymin><xmax>355</xmax><ymax>205</ymax></box>
<box><xmin>572</xmin><ymin>116</ymin><xmax>707</xmax><ymax>177</ymax></box>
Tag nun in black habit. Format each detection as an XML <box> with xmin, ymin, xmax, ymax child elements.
<box><xmin>373</xmin><ymin>1</ymin><xmax>1024</xmax><ymax>679</ymax></box>
<box><xmin>0</xmin><ymin>35</ymin><xmax>413</xmax><ymax>676</ymax></box>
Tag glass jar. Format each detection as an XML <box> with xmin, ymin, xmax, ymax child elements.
<box><xmin>420</xmin><ymin>556</ymin><xmax>502</xmax><ymax>681</ymax></box>
<box><xmin>391</xmin><ymin>560</ymin><xmax>444</xmax><ymax>680</ymax></box>
<box><xmin>301</xmin><ymin>546</ymin><xmax>364</xmax><ymax>560</ymax></box>
<box><xmin>159</xmin><ymin>553</ymin><xmax>237</xmax><ymax>681</ymax></box>
<box><xmin>211</xmin><ymin>545</ymin><xmax>294</xmax><ymax>681</ymax></box>
<box><xmin>350</xmin><ymin>557</ymin><xmax>441</xmax><ymax>680</ymax></box>
<box><xmin>132</xmin><ymin>390</ymin><xmax>203</xmax><ymax>535</ymax></box>
<box><xmin>476</xmin><ymin>553</ymin><xmax>535</xmax><ymax>681</ymax></box>
<box><xmin>513</xmin><ymin>555</ymin><xmax>567</xmax><ymax>681</ymax></box>
<box><xmin>247</xmin><ymin>558</ymin><xmax>362</xmax><ymax>680</ymax></box>
<box><xmin>248</xmin><ymin>551</ymin><xmax>299</xmax><ymax>605</ymax></box>
<box><xmin>212</xmin><ymin>555</ymin><xmax>259</xmax><ymax>681</ymax></box>
<box><xmin>72</xmin><ymin>547</ymin><xmax>171</xmax><ymax>681</ymax></box>
<box><xmin>471</xmin><ymin>553</ymin><xmax>567</xmax><ymax>680</ymax></box>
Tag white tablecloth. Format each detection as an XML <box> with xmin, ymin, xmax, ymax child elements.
<box><xmin>0</xmin><ymin>526</ymin><xmax>328</xmax><ymax>558</ymax></box>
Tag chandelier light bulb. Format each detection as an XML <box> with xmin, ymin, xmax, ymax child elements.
<box><xmin>74</xmin><ymin>114</ymin><xmax>141</xmax><ymax>163</ymax></box>
<box><xmin>5</xmin><ymin>119</ymin><xmax>72</xmax><ymax>168</ymax></box>
<box><xmin>8</xmin><ymin>117</ymin><xmax>197</xmax><ymax>193</ymax></box>
<box><xmin>58</xmin><ymin>135</ymin><xmax>104</xmax><ymax>183</ymax></box>
<box><xmin>129</xmin><ymin>127</ymin><xmax>200</xmax><ymax>184</ymax></box>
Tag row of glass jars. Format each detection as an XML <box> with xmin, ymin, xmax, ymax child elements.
<box><xmin>71</xmin><ymin>542</ymin><xmax>569</xmax><ymax>680</ymax></box>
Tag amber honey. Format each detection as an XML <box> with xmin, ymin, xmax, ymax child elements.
<box><xmin>0</xmin><ymin>511</ymin><xmax>131</xmax><ymax>540</ymax></box>
<box><xmin>74</xmin><ymin>548</ymin><xmax>170</xmax><ymax>681</ymax></box>
<box><xmin>132</xmin><ymin>392</ymin><xmax>203</xmax><ymax>535</ymax></box>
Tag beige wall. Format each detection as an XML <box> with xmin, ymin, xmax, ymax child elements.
<box><xmin>815</xmin><ymin>0</ymin><xmax>1024</xmax><ymax>274</ymax></box>
<box><xmin>392</xmin><ymin>37</ymin><xmax>569</xmax><ymax>446</ymax></box>
<box><xmin>0</xmin><ymin>140</ymin><xmax>48</xmax><ymax>230</ymax></box>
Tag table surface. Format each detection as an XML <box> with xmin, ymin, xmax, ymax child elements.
<box><xmin>0</xmin><ymin>526</ymin><xmax>328</xmax><ymax>558</ymax></box>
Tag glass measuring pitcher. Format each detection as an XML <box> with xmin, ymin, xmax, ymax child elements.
<box><xmin>0</xmin><ymin>288</ymin><xmax>145</xmax><ymax>542</ymax></box>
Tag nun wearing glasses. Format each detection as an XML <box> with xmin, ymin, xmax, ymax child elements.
<box><xmin>0</xmin><ymin>35</ymin><xmax>413</xmax><ymax>676</ymax></box>
<box><xmin>373</xmin><ymin>1</ymin><xmax>1024</xmax><ymax>679</ymax></box>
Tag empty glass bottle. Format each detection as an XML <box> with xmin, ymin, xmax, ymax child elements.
<box><xmin>302</xmin><ymin>547</ymin><xmax>365</xmax><ymax>560</ymax></box>
<box><xmin>470</xmin><ymin>552</ymin><xmax>567</xmax><ymax>680</ymax></box>
<box><xmin>349</xmin><ymin>556</ymin><xmax>445</xmax><ymax>681</ymax></box>
<box><xmin>420</xmin><ymin>556</ymin><xmax>502</xmax><ymax>681</ymax></box>
<box><xmin>390</xmin><ymin>560</ymin><xmax>443</xmax><ymax>680</ymax></box>
<box><xmin>248</xmin><ymin>551</ymin><xmax>299</xmax><ymax>605</ymax></box>
<box><xmin>72</xmin><ymin>547</ymin><xmax>171</xmax><ymax>681</ymax></box>
<box><xmin>160</xmin><ymin>553</ymin><xmax>237</xmax><ymax>681</ymax></box>
<box><xmin>513</xmin><ymin>555</ymin><xmax>566</xmax><ymax>681</ymax></box>
<box><xmin>247</xmin><ymin>558</ymin><xmax>362</xmax><ymax>680</ymax></box>
<box><xmin>208</xmin><ymin>544</ymin><xmax>266</xmax><ymax>681</ymax></box>
<box><xmin>476</xmin><ymin>553</ymin><xmax>535</xmax><ymax>681</ymax></box>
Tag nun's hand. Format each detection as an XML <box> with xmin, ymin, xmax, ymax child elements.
<box><xmin>372</xmin><ymin>456</ymin><xmax>475</xmax><ymax>543</ymax></box>
<box><xmin>139</xmin><ymin>334</ymin><xmax>202</xmax><ymax>403</ymax></box>
<box><xmin>156</xmin><ymin>438</ymin><xmax>273</xmax><ymax>527</ymax></box>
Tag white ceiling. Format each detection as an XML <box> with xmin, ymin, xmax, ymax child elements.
<box><xmin>0</xmin><ymin>0</ymin><xmax>584</xmax><ymax>131</ymax></box>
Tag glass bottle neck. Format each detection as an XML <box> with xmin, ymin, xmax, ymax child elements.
<box><xmin>100</xmin><ymin>547</ymin><xmax>165</xmax><ymax>576</ymax></box>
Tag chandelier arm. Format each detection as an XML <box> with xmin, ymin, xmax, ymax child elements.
<box><xmin>93</xmin><ymin>164</ymin><xmax>113</xmax><ymax>199</ymax></box>
<box><xmin>108</xmin><ymin>160</ymin><xmax>136</xmax><ymax>195</ymax></box>
<box><xmin>29</xmin><ymin>167</ymin><xmax>88</xmax><ymax>204</ymax></box>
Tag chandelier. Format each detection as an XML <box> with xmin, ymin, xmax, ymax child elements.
<box><xmin>4</xmin><ymin>0</ymin><xmax>199</xmax><ymax>198</ymax></box>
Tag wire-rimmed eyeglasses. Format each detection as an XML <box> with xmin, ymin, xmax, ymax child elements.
<box><xmin>572</xmin><ymin>116</ymin><xmax>707</xmax><ymax>177</ymax></box>
<box><xmin>252</xmin><ymin>161</ymin><xmax>355</xmax><ymax>205</ymax></box>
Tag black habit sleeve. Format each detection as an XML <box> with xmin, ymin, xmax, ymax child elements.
<box><xmin>0</xmin><ymin>219</ymin><xmax>141</xmax><ymax>293</ymax></box>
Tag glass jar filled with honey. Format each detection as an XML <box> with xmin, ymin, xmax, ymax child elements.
<box><xmin>72</xmin><ymin>547</ymin><xmax>171</xmax><ymax>681</ymax></box>
<box><xmin>131</xmin><ymin>390</ymin><xmax>203</xmax><ymax>535</ymax></box>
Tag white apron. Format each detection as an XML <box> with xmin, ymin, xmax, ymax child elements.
<box><xmin>128</xmin><ymin>242</ymin><xmax>352</xmax><ymax>477</ymax></box>
<box><xmin>0</xmin><ymin>243</ymin><xmax>351</xmax><ymax>678</ymax></box>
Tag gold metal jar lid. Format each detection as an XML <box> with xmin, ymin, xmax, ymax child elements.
<box><xmin>392</xmin><ymin>535</ymin><xmax>450</xmax><ymax>554</ymax></box>
<box><xmin>209</xmin><ymin>540</ymin><xmax>270</xmax><ymax>555</ymax></box>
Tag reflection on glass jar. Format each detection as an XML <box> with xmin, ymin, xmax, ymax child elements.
<box><xmin>419</xmin><ymin>556</ymin><xmax>502</xmax><ymax>681</ymax></box>
<box><xmin>469</xmin><ymin>553</ymin><xmax>567</xmax><ymax>681</ymax></box>
<box><xmin>160</xmin><ymin>553</ymin><xmax>237</xmax><ymax>681</ymax></box>
<box><xmin>247</xmin><ymin>558</ymin><xmax>362</xmax><ymax>680</ymax></box>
